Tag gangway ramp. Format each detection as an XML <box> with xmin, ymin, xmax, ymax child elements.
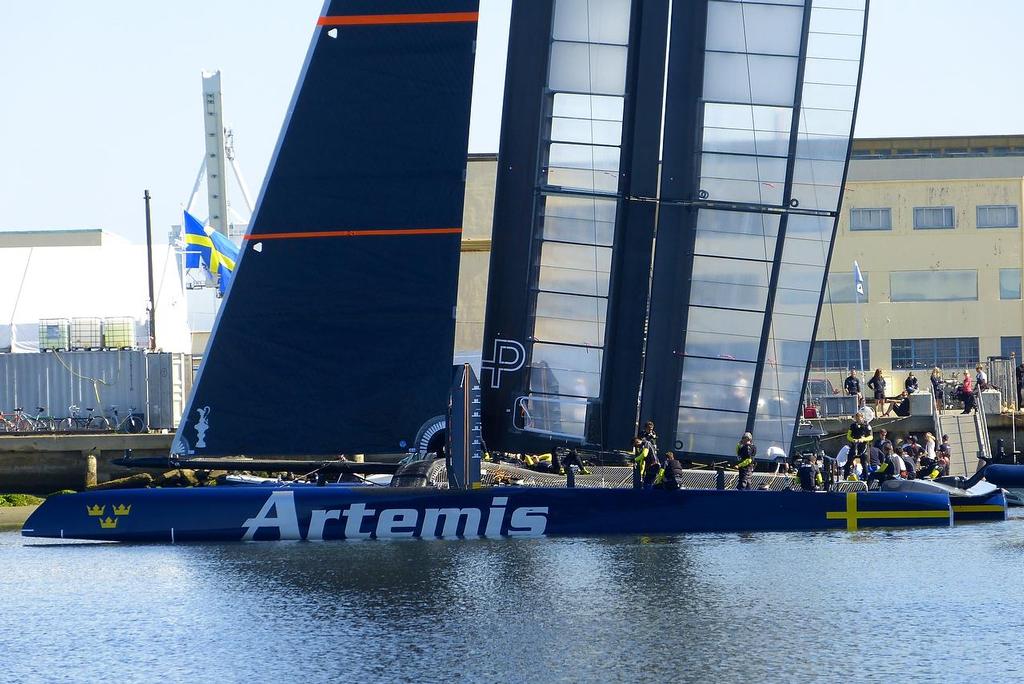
<box><xmin>939</xmin><ymin>412</ymin><xmax>988</xmax><ymax>477</ymax></box>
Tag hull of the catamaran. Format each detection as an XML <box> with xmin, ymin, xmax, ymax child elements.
<box><xmin>880</xmin><ymin>479</ymin><xmax>1008</xmax><ymax>522</ymax></box>
<box><xmin>22</xmin><ymin>487</ymin><xmax>955</xmax><ymax>542</ymax></box>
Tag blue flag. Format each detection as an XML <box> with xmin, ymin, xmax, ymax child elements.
<box><xmin>183</xmin><ymin>211</ymin><xmax>239</xmax><ymax>295</ymax></box>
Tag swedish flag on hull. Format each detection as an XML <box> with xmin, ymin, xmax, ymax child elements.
<box><xmin>183</xmin><ymin>211</ymin><xmax>238</xmax><ymax>295</ymax></box>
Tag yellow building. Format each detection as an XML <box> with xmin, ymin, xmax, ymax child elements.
<box><xmin>815</xmin><ymin>135</ymin><xmax>1024</xmax><ymax>386</ymax></box>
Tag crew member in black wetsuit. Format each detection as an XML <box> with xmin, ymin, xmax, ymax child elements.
<box><xmin>797</xmin><ymin>456</ymin><xmax>821</xmax><ymax>491</ymax></box>
<box><xmin>736</xmin><ymin>432</ymin><xmax>756</xmax><ymax>490</ymax></box>
<box><xmin>656</xmin><ymin>451</ymin><xmax>684</xmax><ymax>490</ymax></box>
<box><xmin>638</xmin><ymin>420</ymin><xmax>658</xmax><ymax>456</ymax></box>
<box><xmin>845</xmin><ymin>412</ymin><xmax>872</xmax><ymax>479</ymax></box>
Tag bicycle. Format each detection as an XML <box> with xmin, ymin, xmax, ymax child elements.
<box><xmin>60</xmin><ymin>405</ymin><xmax>111</xmax><ymax>432</ymax></box>
<box><xmin>24</xmin><ymin>406</ymin><xmax>57</xmax><ymax>432</ymax></box>
<box><xmin>109</xmin><ymin>405</ymin><xmax>146</xmax><ymax>434</ymax></box>
<box><xmin>0</xmin><ymin>407</ymin><xmax>34</xmax><ymax>433</ymax></box>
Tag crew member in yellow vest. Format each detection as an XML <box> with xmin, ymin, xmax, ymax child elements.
<box><xmin>736</xmin><ymin>432</ymin><xmax>756</xmax><ymax>490</ymax></box>
<box><xmin>632</xmin><ymin>437</ymin><xmax>649</xmax><ymax>489</ymax></box>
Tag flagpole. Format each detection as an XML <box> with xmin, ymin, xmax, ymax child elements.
<box><xmin>144</xmin><ymin>189</ymin><xmax>157</xmax><ymax>351</ymax></box>
<box><xmin>854</xmin><ymin>261</ymin><xmax>865</xmax><ymax>393</ymax></box>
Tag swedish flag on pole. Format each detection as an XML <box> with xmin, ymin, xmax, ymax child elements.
<box><xmin>853</xmin><ymin>260</ymin><xmax>865</xmax><ymax>296</ymax></box>
<box><xmin>183</xmin><ymin>211</ymin><xmax>239</xmax><ymax>296</ymax></box>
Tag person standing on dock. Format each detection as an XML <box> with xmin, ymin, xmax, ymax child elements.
<box><xmin>736</xmin><ymin>432</ymin><xmax>756</xmax><ymax>490</ymax></box>
<box><xmin>960</xmin><ymin>371</ymin><xmax>975</xmax><ymax>414</ymax></box>
<box><xmin>867</xmin><ymin>369</ymin><xmax>887</xmax><ymax>415</ymax></box>
<box><xmin>845</xmin><ymin>412</ymin><xmax>872</xmax><ymax>479</ymax></box>
<box><xmin>844</xmin><ymin>369</ymin><xmax>861</xmax><ymax>403</ymax></box>
<box><xmin>931</xmin><ymin>368</ymin><xmax>945</xmax><ymax>414</ymax></box>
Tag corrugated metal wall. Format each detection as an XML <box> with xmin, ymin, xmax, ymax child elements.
<box><xmin>0</xmin><ymin>351</ymin><xmax>192</xmax><ymax>429</ymax></box>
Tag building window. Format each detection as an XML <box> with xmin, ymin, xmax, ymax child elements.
<box><xmin>1000</xmin><ymin>336</ymin><xmax>1022</xmax><ymax>360</ymax></box>
<box><xmin>913</xmin><ymin>206</ymin><xmax>955</xmax><ymax>230</ymax></box>
<box><xmin>977</xmin><ymin>205</ymin><xmax>1019</xmax><ymax>228</ymax></box>
<box><xmin>890</xmin><ymin>270</ymin><xmax>977</xmax><ymax>302</ymax></box>
<box><xmin>811</xmin><ymin>340</ymin><xmax>869</xmax><ymax>371</ymax></box>
<box><xmin>825</xmin><ymin>271</ymin><xmax>868</xmax><ymax>303</ymax></box>
<box><xmin>849</xmin><ymin>208</ymin><xmax>892</xmax><ymax>231</ymax></box>
<box><xmin>1000</xmin><ymin>269</ymin><xmax>1022</xmax><ymax>300</ymax></box>
<box><xmin>891</xmin><ymin>338</ymin><xmax>980</xmax><ymax>370</ymax></box>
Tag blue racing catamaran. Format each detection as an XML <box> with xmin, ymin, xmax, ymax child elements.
<box><xmin>24</xmin><ymin>0</ymin><xmax>1021</xmax><ymax>542</ymax></box>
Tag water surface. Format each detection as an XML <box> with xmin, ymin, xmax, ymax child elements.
<box><xmin>3</xmin><ymin>515</ymin><xmax>1023</xmax><ymax>683</ymax></box>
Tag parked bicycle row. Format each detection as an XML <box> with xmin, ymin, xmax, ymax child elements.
<box><xmin>0</xmin><ymin>405</ymin><xmax>146</xmax><ymax>434</ymax></box>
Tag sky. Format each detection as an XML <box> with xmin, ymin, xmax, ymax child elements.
<box><xmin>1</xmin><ymin>0</ymin><xmax>1023</xmax><ymax>245</ymax></box>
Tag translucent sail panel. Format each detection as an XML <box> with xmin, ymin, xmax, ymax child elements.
<box><xmin>544</xmin><ymin>1</ymin><xmax>630</xmax><ymax>195</ymax></box>
<box><xmin>533</xmin><ymin>291</ymin><xmax>608</xmax><ymax>347</ymax></box>
<box><xmin>791</xmin><ymin>1</ymin><xmax>866</xmax><ymax>211</ymax></box>
<box><xmin>540</xmin><ymin>194</ymin><xmax>618</xmax><ymax>246</ymax></box>
<box><xmin>536</xmin><ymin>241</ymin><xmax>612</xmax><ymax>296</ymax></box>
<box><xmin>530</xmin><ymin>342</ymin><xmax>603</xmax><ymax>398</ymax></box>
<box><xmin>689</xmin><ymin>256</ymin><xmax>772</xmax><ymax>312</ymax></box>
<box><xmin>519</xmin><ymin>394</ymin><xmax>589</xmax><ymax>439</ymax></box>
<box><xmin>700</xmin><ymin>2</ymin><xmax>804</xmax><ymax>206</ymax></box>
<box><xmin>546</xmin><ymin>142</ymin><xmax>621</xmax><ymax>193</ymax></box>
<box><xmin>552</xmin><ymin>0</ymin><xmax>631</xmax><ymax>45</ymax></box>
<box><xmin>683</xmin><ymin>306</ymin><xmax>767</xmax><ymax>363</ymax></box>
<box><xmin>705</xmin><ymin>0</ymin><xmax>803</xmax><ymax>56</ymax></box>
<box><xmin>699</xmin><ymin>152</ymin><xmax>787</xmax><ymax>206</ymax></box>
<box><xmin>675</xmin><ymin>407</ymin><xmax>748</xmax><ymax>458</ymax></box>
<box><xmin>678</xmin><ymin>356</ymin><xmax>757</xmax><ymax>413</ymax></box>
<box><xmin>702</xmin><ymin>103</ymin><xmax>793</xmax><ymax>158</ymax></box>
<box><xmin>692</xmin><ymin>208</ymin><xmax>781</xmax><ymax>261</ymax></box>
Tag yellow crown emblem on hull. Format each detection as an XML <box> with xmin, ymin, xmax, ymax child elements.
<box><xmin>113</xmin><ymin>504</ymin><xmax>131</xmax><ymax>516</ymax></box>
<box><xmin>99</xmin><ymin>517</ymin><xmax>118</xmax><ymax>529</ymax></box>
<box><xmin>86</xmin><ymin>504</ymin><xmax>105</xmax><ymax>516</ymax></box>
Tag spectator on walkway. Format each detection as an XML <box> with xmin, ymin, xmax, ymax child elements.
<box><xmin>931</xmin><ymin>367</ymin><xmax>945</xmax><ymax>414</ymax></box>
<box><xmin>867</xmin><ymin>369</ymin><xmax>887</xmax><ymax>414</ymax></box>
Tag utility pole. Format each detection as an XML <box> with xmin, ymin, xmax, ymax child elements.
<box><xmin>144</xmin><ymin>189</ymin><xmax>156</xmax><ymax>351</ymax></box>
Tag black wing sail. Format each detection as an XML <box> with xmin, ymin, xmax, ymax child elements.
<box><xmin>480</xmin><ymin>0</ymin><xmax>669</xmax><ymax>453</ymax></box>
<box><xmin>642</xmin><ymin>0</ymin><xmax>870</xmax><ymax>461</ymax></box>
<box><xmin>174</xmin><ymin>0</ymin><xmax>479</xmax><ymax>457</ymax></box>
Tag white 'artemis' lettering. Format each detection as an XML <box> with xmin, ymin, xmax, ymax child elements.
<box><xmin>241</xmin><ymin>491</ymin><xmax>301</xmax><ymax>541</ymax></box>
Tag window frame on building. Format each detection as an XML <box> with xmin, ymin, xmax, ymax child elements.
<box><xmin>912</xmin><ymin>206</ymin><xmax>955</xmax><ymax>230</ymax></box>
<box><xmin>1000</xmin><ymin>336</ymin><xmax>1022</xmax><ymax>361</ymax></box>
<box><xmin>825</xmin><ymin>270</ymin><xmax>868</xmax><ymax>303</ymax></box>
<box><xmin>849</xmin><ymin>207</ymin><xmax>892</xmax><ymax>231</ymax></box>
<box><xmin>1000</xmin><ymin>268</ymin><xmax>1022</xmax><ymax>300</ymax></box>
<box><xmin>890</xmin><ymin>337</ymin><xmax>980</xmax><ymax>370</ymax></box>
<box><xmin>810</xmin><ymin>339</ymin><xmax>870</xmax><ymax>371</ymax></box>
<box><xmin>977</xmin><ymin>204</ymin><xmax>1019</xmax><ymax>229</ymax></box>
<box><xmin>889</xmin><ymin>269</ymin><xmax>977</xmax><ymax>302</ymax></box>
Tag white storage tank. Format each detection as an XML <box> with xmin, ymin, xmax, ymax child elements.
<box><xmin>70</xmin><ymin>317</ymin><xmax>103</xmax><ymax>350</ymax></box>
<box><xmin>103</xmin><ymin>317</ymin><xmax>136</xmax><ymax>349</ymax></box>
<box><xmin>38</xmin><ymin>318</ymin><xmax>70</xmax><ymax>351</ymax></box>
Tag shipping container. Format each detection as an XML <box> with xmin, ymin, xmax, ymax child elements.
<box><xmin>38</xmin><ymin>318</ymin><xmax>70</xmax><ymax>351</ymax></box>
<box><xmin>70</xmin><ymin>317</ymin><xmax>103</xmax><ymax>350</ymax></box>
<box><xmin>0</xmin><ymin>350</ymin><xmax>192</xmax><ymax>429</ymax></box>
